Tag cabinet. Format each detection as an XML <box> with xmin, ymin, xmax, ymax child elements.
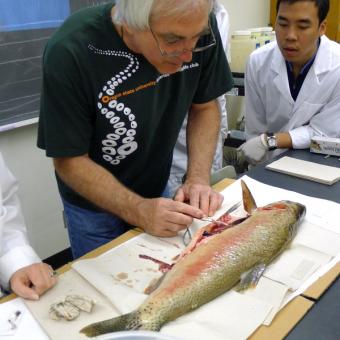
<box><xmin>270</xmin><ymin>0</ymin><xmax>340</xmax><ymax>43</ymax></box>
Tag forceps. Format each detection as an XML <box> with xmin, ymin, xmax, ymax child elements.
<box><xmin>182</xmin><ymin>201</ymin><xmax>242</xmax><ymax>246</ymax></box>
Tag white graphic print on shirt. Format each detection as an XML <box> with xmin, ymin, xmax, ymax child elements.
<box><xmin>89</xmin><ymin>44</ymin><xmax>200</xmax><ymax>166</ymax></box>
<box><xmin>89</xmin><ymin>44</ymin><xmax>139</xmax><ymax>166</ymax></box>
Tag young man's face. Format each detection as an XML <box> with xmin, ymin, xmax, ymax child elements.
<box><xmin>275</xmin><ymin>1</ymin><xmax>327</xmax><ymax>67</ymax></box>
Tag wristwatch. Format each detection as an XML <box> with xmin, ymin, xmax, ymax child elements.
<box><xmin>266</xmin><ymin>133</ymin><xmax>278</xmax><ymax>150</ymax></box>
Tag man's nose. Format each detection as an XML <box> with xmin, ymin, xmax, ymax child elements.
<box><xmin>286</xmin><ymin>27</ymin><xmax>298</xmax><ymax>40</ymax></box>
<box><xmin>178</xmin><ymin>50</ymin><xmax>193</xmax><ymax>62</ymax></box>
<box><xmin>178</xmin><ymin>38</ymin><xmax>196</xmax><ymax>61</ymax></box>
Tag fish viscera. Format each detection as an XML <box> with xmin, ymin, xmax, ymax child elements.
<box><xmin>81</xmin><ymin>196</ymin><xmax>305</xmax><ymax>337</ymax></box>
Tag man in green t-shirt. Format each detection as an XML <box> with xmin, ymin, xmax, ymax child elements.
<box><xmin>38</xmin><ymin>0</ymin><xmax>233</xmax><ymax>258</ymax></box>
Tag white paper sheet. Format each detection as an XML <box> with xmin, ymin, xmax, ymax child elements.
<box><xmin>292</xmin><ymin>221</ymin><xmax>340</xmax><ymax>256</ymax></box>
<box><xmin>72</xmin><ymin>233</ymin><xmax>185</xmax><ymax>314</ymax></box>
<box><xmin>243</xmin><ymin>277</ymin><xmax>289</xmax><ymax>326</ymax></box>
<box><xmin>264</xmin><ymin>245</ymin><xmax>332</xmax><ymax>290</ymax></box>
<box><xmin>25</xmin><ymin>269</ymin><xmax>118</xmax><ymax>340</ymax></box>
<box><xmin>307</xmin><ymin>202</ymin><xmax>340</xmax><ymax>234</ymax></box>
<box><xmin>22</xmin><ymin>176</ymin><xmax>340</xmax><ymax>340</ymax></box>
<box><xmin>0</xmin><ymin>298</ymin><xmax>48</xmax><ymax>340</ymax></box>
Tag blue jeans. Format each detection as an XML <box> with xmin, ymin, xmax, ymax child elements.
<box><xmin>62</xmin><ymin>199</ymin><xmax>131</xmax><ymax>259</ymax></box>
<box><xmin>62</xmin><ymin>187</ymin><xmax>170</xmax><ymax>259</ymax></box>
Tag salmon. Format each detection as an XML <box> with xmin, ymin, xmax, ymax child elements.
<box><xmin>80</xmin><ymin>180</ymin><xmax>306</xmax><ymax>337</ymax></box>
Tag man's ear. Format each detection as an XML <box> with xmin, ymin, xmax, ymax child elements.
<box><xmin>319</xmin><ymin>19</ymin><xmax>327</xmax><ymax>36</ymax></box>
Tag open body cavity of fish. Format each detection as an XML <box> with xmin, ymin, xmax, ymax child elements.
<box><xmin>80</xmin><ymin>180</ymin><xmax>306</xmax><ymax>337</ymax></box>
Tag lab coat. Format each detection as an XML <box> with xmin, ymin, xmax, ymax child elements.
<box><xmin>168</xmin><ymin>3</ymin><xmax>230</xmax><ymax>197</ymax></box>
<box><xmin>245</xmin><ymin>35</ymin><xmax>340</xmax><ymax>152</ymax></box>
<box><xmin>0</xmin><ymin>153</ymin><xmax>40</xmax><ymax>291</ymax></box>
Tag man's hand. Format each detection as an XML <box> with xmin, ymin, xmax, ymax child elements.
<box><xmin>238</xmin><ymin>134</ymin><xmax>269</xmax><ymax>165</ymax></box>
<box><xmin>10</xmin><ymin>263</ymin><xmax>57</xmax><ymax>300</ymax></box>
<box><xmin>136</xmin><ymin>198</ymin><xmax>204</xmax><ymax>237</ymax></box>
<box><xmin>174</xmin><ymin>181</ymin><xmax>224</xmax><ymax>217</ymax></box>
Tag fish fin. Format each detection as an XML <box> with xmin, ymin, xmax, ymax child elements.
<box><xmin>144</xmin><ymin>273</ymin><xmax>167</xmax><ymax>294</ymax></box>
<box><xmin>80</xmin><ymin>311</ymin><xmax>139</xmax><ymax>337</ymax></box>
<box><xmin>236</xmin><ymin>263</ymin><xmax>266</xmax><ymax>292</ymax></box>
<box><xmin>241</xmin><ymin>180</ymin><xmax>257</xmax><ymax>214</ymax></box>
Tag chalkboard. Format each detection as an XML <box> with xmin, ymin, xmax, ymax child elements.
<box><xmin>0</xmin><ymin>0</ymin><xmax>110</xmax><ymax>130</ymax></box>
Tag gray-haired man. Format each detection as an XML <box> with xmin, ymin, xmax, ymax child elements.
<box><xmin>38</xmin><ymin>0</ymin><xmax>233</xmax><ymax>258</ymax></box>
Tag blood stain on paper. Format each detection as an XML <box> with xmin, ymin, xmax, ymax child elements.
<box><xmin>146</xmin><ymin>268</ymin><xmax>158</xmax><ymax>273</ymax></box>
<box><xmin>110</xmin><ymin>273</ymin><xmax>136</xmax><ymax>289</ymax></box>
<box><xmin>116</xmin><ymin>272</ymin><xmax>128</xmax><ymax>280</ymax></box>
<box><xmin>139</xmin><ymin>254</ymin><xmax>174</xmax><ymax>273</ymax></box>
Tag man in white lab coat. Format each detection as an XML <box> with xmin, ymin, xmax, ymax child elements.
<box><xmin>0</xmin><ymin>153</ymin><xmax>57</xmax><ymax>299</ymax></box>
<box><xmin>168</xmin><ymin>0</ymin><xmax>230</xmax><ymax>196</ymax></box>
<box><xmin>240</xmin><ymin>0</ymin><xmax>340</xmax><ymax>165</ymax></box>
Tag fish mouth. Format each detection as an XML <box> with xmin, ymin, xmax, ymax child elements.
<box><xmin>294</xmin><ymin>202</ymin><xmax>306</xmax><ymax>220</ymax></box>
<box><xmin>281</xmin><ymin>200</ymin><xmax>306</xmax><ymax>239</ymax></box>
<box><xmin>283</xmin><ymin>200</ymin><xmax>306</xmax><ymax>220</ymax></box>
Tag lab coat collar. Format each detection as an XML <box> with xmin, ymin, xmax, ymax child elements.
<box><xmin>271</xmin><ymin>35</ymin><xmax>331</xmax><ymax>76</ymax></box>
<box><xmin>313</xmin><ymin>35</ymin><xmax>332</xmax><ymax>75</ymax></box>
<box><xmin>293</xmin><ymin>35</ymin><xmax>332</xmax><ymax>110</ymax></box>
<box><xmin>271</xmin><ymin>44</ymin><xmax>285</xmax><ymax>74</ymax></box>
<box><xmin>271</xmin><ymin>45</ymin><xmax>294</xmax><ymax>104</ymax></box>
<box><xmin>286</xmin><ymin>37</ymin><xmax>319</xmax><ymax>77</ymax></box>
<box><xmin>271</xmin><ymin>35</ymin><xmax>332</xmax><ymax>107</ymax></box>
<box><xmin>214</xmin><ymin>2</ymin><xmax>228</xmax><ymax>17</ymax></box>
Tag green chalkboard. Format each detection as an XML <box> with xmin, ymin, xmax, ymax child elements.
<box><xmin>0</xmin><ymin>0</ymin><xmax>110</xmax><ymax>131</ymax></box>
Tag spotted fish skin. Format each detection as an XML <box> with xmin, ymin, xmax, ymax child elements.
<box><xmin>80</xmin><ymin>183</ymin><xmax>306</xmax><ymax>337</ymax></box>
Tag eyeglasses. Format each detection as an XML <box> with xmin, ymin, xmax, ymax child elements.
<box><xmin>150</xmin><ymin>20</ymin><xmax>216</xmax><ymax>58</ymax></box>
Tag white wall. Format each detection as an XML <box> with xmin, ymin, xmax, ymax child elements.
<box><xmin>0</xmin><ymin>124</ymin><xmax>69</xmax><ymax>259</ymax></box>
<box><xmin>220</xmin><ymin>0</ymin><xmax>271</xmax><ymax>129</ymax></box>
<box><xmin>221</xmin><ymin>0</ymin><xmax>270</xmax><ymax>33</ymax></box>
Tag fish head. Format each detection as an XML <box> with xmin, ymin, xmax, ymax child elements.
<box><xmin>261</xmin><ymin>200</ymin><xmax>306</xmax><ymax>240</ymax></box>
<box><xmin>285</xmin><ymin>200</ymin><xmax>306</xmax><ymax>220</ymax></box>
<box><xmin>283</xmin><ymin>200</ymin><xmax>306</xmax><ymax>238</ymax></box>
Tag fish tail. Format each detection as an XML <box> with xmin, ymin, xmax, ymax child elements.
<box><xmin>80</xmin><ymin>311</ymin><xmax>138</xmax><ymax>337</ymax></box>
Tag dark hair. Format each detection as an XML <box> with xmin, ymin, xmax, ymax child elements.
<box><xmin>276</xmin><ymin>0</ymin><xmax>330</xmax><ymax>23</ymax></box>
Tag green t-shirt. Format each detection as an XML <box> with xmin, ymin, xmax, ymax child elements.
<box><xmin>38</xmin><ymin>2</ymin><xmax>233</xmax><ymax>210</ymax></box>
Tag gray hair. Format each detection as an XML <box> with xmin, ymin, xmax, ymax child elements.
<box><xmin>113</xmin><ymin>0</ymin><xmax>213</xmax><ymax>30</ymax></box>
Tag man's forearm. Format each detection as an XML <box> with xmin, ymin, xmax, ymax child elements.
<box><xmin>53</xmin><ymin>155</ymin><xmax>143</xmax><ymax>225</ymax></box>
<box><xmin>276</xmin><ymin>132</ymin><xmax>293</xmax><ymax>149</ymax></box>
<box><xmin>186</xmin><ymin>100</ymin><xmax>220</xmax><ymax>184</ymax></box>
